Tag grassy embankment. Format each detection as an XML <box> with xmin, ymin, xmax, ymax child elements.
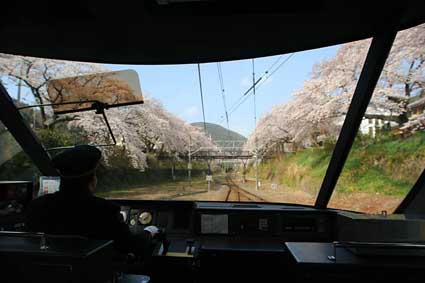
<box><xmin>95</xmin><ymin>175</ymin><xmax>209</xmax><ymax>199</ymax></box>
<box><xmin>96</xmin><ymin>156</ymin><xmax>211</xmax><ymax>198</ymax></box>
<box><xmin>248</xmin><ymin>132</ymin><xmax>425</xmax><ymax>197</ymax></box>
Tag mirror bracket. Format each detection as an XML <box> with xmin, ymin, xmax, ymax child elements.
<box><xmin>18</xmin><ymin>100</ymin><xmax>118</xmax><ymax>150</ymax></box>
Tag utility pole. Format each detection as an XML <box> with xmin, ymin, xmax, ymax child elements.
<box><xmin>17</xmin><ymin>65</ymin><xmax>24</xmax><ymax>102</ymax></box>
<box><xmin>252</xmin><ymin>59</ymin><xmax>259</xmax><ymax>191</ymax></box>
<box><xmin>188</xmin><ymin>135</ymin><xmax>192</xmax><ymax>187</ymax></box>
<box><xmin>197</xmin><ymin>63</ymin><xmax>213</xmax><ymax>192</ymax></box>
<box><xmin>17</xmin><ymin>79</ymin><xmax>22</xmax><ymax>102</ymax></box>
<box><xmin>33</xmin><ymin>107</ymin><xmax>36</xmax><ymax>129</ymax></box>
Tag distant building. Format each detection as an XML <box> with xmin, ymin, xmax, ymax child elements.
<box><xmin>408</xmin><ymin>97</ymin><xmax>425</xmax><ymax>117</ymax></box>
<box><xmin>359</xmin><ymin>117</ymin><xmax>398</xmax><ymax>138</ymax></box>
<box><xmin>359</xmin><ymin>103</ymin><xmax>399</xmax><ymax>138</ymax></box>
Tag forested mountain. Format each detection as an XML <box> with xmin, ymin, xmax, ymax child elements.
<box><xmin>191</xmin><ymin>122</ymin><xmax>246</xmax><ymax>146</ymax></box>
<box><xmin>70</xmin><ymin>98</ymin><xmax>215</xmax><ymax>170</ymax></box>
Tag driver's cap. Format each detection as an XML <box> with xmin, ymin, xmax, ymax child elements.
<box><xmin>52</xmin><ymin>145</ymin><xmax>101</xmax><ymax>178</ymax></box>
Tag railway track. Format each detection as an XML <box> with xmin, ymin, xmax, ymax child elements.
<box><xmin>222</xmin><ymin>175</ymin><xmax>268</xmax><ymax>202</ymax></box>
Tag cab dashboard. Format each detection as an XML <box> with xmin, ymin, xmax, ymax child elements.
<box><xmin>113</xmin><ymin>200</ymin><xmax>425</xmax><ymax>283</ymax></box>
<box><xmin>1</xmin><ymin>198</ymin><xmax>425</xmax><ymax>283</ymax></box>
<box><xmin>117</xmin><ymin>200</ymin><xmax>334</xmax><ymax>242</ymax></box>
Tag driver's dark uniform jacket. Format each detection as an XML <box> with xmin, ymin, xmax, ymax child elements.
<box><xmin>25</xmin><ymin>191</ymin><xmax>151</xmax><ymax>254</ymax></box>
<box><xmin>25</xmin><ymin>145</ymin><xmax>151</xmax><ymax>256</ymax></box>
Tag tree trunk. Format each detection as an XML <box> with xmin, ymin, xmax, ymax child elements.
<box><xmin>405</xmin><ymin>83</ymin><xmax>411</xmax><ymax>97</ymax></box>
<box><xmin>32</xmin><ymin>91</ymin><xmax>48</xmax><ymax>128</ymax></box>
<box><xmin>171</xmin><ymin>160</ymin><xmax>176</xmax><ymax>181</ymax></box>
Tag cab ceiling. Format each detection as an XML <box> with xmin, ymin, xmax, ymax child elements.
<box><xmin>0</xmin><ymin>0</ymin><xmax>424</xmax><ymax>64</ymax></box>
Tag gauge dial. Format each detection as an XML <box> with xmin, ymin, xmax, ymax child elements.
<box><xmin>139</xmin><ymin>212</ymin><xmax>153</xmax><ymax>225</ymax></box>
<box><xmin>129</xmin><ymin>218</ymin><xmax>137</xmax><ymax>226</ymax></box>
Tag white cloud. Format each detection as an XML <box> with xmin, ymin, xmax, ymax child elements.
<box><xmin>240</xmin><ymin>76</ymin><xmax>251</xmax><ymax>88</ymax></box>
<box><xmin>185</xmin><ymin>105</ymin><xmax>200</xmax><ymax>117</ymax></box>
<box><xmin>262</xmin><ymin>76</ymin><xmax>273</xmax><ymax>86</ymax></box>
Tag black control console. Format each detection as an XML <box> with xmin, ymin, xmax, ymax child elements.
<box><xmin>116</xmin><ymin>201</ymin><xmax>333</xmax><ymax>243</ymax></box>
<box><xmin>0</xmin><ymin>232</ymin><xmax>114</xmax><ymax>283</ymax></box>
<box><xmin>114</xmin><ymin>200</ymin><xmax>336</xmax><ymax>271</ymax></box>
<box><xmin>0</xmin><ymin>181</ymin><xmax>33</xmax><ymax>231</ymax></box>
<box><xmin>193</xmin><ymin>202</ymin><xmax>333</xmax><ymax>242</ymax></box>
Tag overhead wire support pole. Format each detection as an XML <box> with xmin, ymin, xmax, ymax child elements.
<box><xmin>17</xmin><ymin>65</ymin><xmax>23</xmax><ymax>102</ymax></box>
<box><xmin>217</xmin><ymin>62</ymin><xmax>230</xmax><ymax>135</ymax></box>
<box><xmin>197</xmin><ymin>64</ymin><xmax>212</xmax><ymax>179</ymax></box>
<box><xmin>197</xmin><ymin>64</ymin><xmax>207</xmax><ymax>134</ymax></box>
<box><xmin>252</xmin><ymin>59</ymin><xmax>259</xmax><ymax>191</ymax></box>
<box><xmin>217</xmin><ymin>63</ymin><xmax>231</xmax><ymax>175</ymax></box>
<box><xmin>188</xmin><ymin>135</ymin><xmax>192</xmax><ymax>187</ymax></box>
<box><xmin>315</xmin><ymin>30</ymin><xmax>398</xmax><ymax>209</ymax></box>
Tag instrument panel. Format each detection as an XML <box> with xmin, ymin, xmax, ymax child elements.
<box><xmin>193</xmin><ymin>202</ymin><xmax>333</xmax><ymax>241</ymax></box>
<box><xmin>117</xmin><ymin>200</ymin><xmax>334</xmax><ymax>243</ymax></box>
<box><xmin>119</xmin><ymin>201</ymin><xmax>193</xmax><ymax>235</ymax></box>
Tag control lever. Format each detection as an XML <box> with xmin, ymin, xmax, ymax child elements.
<box><xmin>186</xmin><ymin>239</ymin><xmax>196</xmax><ymax>255</ymax></box>
<box><xmin>156</xmin><ymin>228</ymin><xmax>170</xmax><ymax>256</ymax></box>
<box><xmin>126</xmin><ymin>252</ymin><xmax>137</xmax><ymax>264</ymax></box>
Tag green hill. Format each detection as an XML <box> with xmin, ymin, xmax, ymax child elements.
<box><xmin>191</xmin><ymin>122</ymin><xmax>246</xmax><ymax>146</ymax></box>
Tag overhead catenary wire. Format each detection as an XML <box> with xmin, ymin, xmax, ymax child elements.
<box><xmin>226</xmin><ymin>54</ymin><xmax>284</xmax><ymax>114</ymax></box>
<box><xmin>235</xmin><ymin>53</ymin><xmax>294</xmax><ymax>113</ymax></box>
<box><xmin>221</xmin><ymin>53</ymin><xmax>295</xmax><ymax>123</ymax></box>
<box><xmin>257</xmin><ymin>53</ymin><xmax>295</xmax><ymax>89</ymax></box>
<box><xmin>266</xmin><ymin>54</ymin><xmax>285</xmax><ymax>73</ymax></box>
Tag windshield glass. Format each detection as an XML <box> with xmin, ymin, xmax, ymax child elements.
<box><xmin>328</xmin><ymin>24</ymin><xmax>425</xmax><ymax>214</ymax></box>
<box><xmin>0</xmin><ymin>23</ymin><xmax>423</xmax><ymax>212</ymax></box>
<box><xmin>0</xmin><ymin>120</ymin><xmax>39</xmax><ymax>181</ymax></box>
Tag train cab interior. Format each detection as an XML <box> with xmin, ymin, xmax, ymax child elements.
<box><xmin>1</xmin><ymin>1</ymin><xmax>425</xmax><ymax>283</ymax></box>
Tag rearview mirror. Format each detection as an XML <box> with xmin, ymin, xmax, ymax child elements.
<box><xmin>47</xmin><ymin>69</ymin><xmax>143</xmax><ymax>114</ymax></box>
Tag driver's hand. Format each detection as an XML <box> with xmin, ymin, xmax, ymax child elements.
<box><xmin>144</xmin><ymin>225</ymin><xmax>160</xmax><ymax>237</ymax></box>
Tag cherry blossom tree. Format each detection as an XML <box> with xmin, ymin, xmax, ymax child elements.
<box><xmin>0</xmin><ymin>54</ymin><xmax>108</xmax><ymax>127</ymax></box>
<box><xmin>68</xmin><ymin>97</ymin><xmax>215</xmax><ymax>170</ymax></box>
<box><xmin>246</xmin><ymin>24</ymin><xmax>425</xmax><ymax>154</ymax></box>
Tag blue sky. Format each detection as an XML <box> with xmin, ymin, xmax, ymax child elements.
<box><xmin>105</xmin><ymin>44</ymin><xmax>339</xmax><ymax>137</ymax></box>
